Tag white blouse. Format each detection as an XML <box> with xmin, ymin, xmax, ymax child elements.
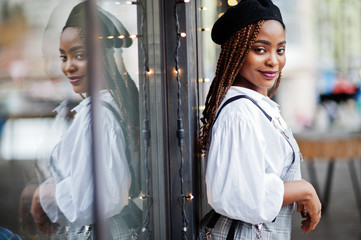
<box><xmin>40</xmin><ymin>90</ymin><xmax>131</xmax><ymax>226</ymax></box>
<box><xmin>206</xmin><ymin>86</ymin><xmax>294</xmax><ymax>224</ymax></box>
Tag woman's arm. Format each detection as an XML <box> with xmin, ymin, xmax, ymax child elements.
<box><xmin>206</xmin><ymin>113</ymin><xmax>285</xmax><ymax>224</ymax></box>
<box><xmin>283</xmin><ymin>179</ymin><xmax>322</xmax><ymax>233</ymax></box>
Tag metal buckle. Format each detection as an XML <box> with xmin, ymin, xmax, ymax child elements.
<box><xmin>205</xmin><ymin>227</ymin><xmax>213</xmax><ymax>240</ymax></box>
<box><xmin>129</xmin><ymin>228</ymin><xmax>138</xmax><ymax>240</ymax></box>
<box><xmin>255</xmin><ymin>223</ymin><xmax>263</xmax><ymax>240</ymax></box>
<box><xmin>84</xmin><ymin>225</ymin><xmax>92</xmax><ymax>240</ymax></box>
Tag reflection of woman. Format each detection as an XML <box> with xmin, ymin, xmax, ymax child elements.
<box><xmin>31</xmin><ymin>2</ymin><xmax>140</xmax><ymax>239</ymax></box>
<box><xmin>199</xmin><ymin>0</ymin><xmax>321</xmax><ymax>239</ymax></box>
<box><xmin>19</xmin><ymin>2</ymin><xmax>82</xmax><ymax>237</ymax></box>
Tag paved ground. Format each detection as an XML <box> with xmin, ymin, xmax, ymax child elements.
<box><xmin>291</xmin><ymin>159</ymin><xmax>361</xmax><ymax>240</ymax></box>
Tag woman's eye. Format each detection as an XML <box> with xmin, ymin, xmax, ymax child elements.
<box><xmin>76</xmin><ymin>53</ymin><xmax>86</xmax><ymax>60</ymax></box>
<box><xmin>277</xmin><ymin>48</ymin><xmax>285</xmax><ymax>54</ymax></box>
<box><xmin>254</xmin><ymin>48</ymin><xmax>266</xmax><ymax>54</ymax></box>
<box><xmin>60</xmin><ymin>55</ymin><xmax>67</xmax><ymax>62</ymax></box>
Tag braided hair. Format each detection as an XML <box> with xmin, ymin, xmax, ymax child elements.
<box><xmin>198</xmin><ymin>20</ymin><xmax>282</xmax><ymax>152</ymax></box>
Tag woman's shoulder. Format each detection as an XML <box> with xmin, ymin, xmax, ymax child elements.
<box><xmin>217</xmin><ymin>95</ymin><xmax>263</xmax><ymax>120</ymax></box>
<box><xmin>70</xmin><ymin>93</ymin><xmax>121</xmax><ymax>128</ymax></box>
<box><xmin>214</xmin><ymin>87</ymin><xmax>274</xmax><ymax>130</ymax></box>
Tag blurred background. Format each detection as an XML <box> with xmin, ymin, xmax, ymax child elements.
<box><xmin>0</xmin><ymin>0</ymin><xmax>360</xmax><ymax>239</ymax></box>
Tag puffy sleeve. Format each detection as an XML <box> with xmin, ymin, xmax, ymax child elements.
<box><xmin>98</xmin><ymin>111</ymin><xmax>131</xmax><ymax>218</ymax></box>
<box><xmin>39</xmin><ymin>177</ymin><xmax>66</xmax><ymax>225</ymax></box>
<box><xmin>55</xmin><ymin>121</ymin><xmax>95</xmax><ymax>226</ymax></box>
<box><xmin>54</xmin><ymin>106</ymin><xmax>131</xmax><ymax>226</ymax></box>
<box><xmin>205</xmin><ymin>112</ymin><xmax>284</xmax><ymax>224</ymax></box>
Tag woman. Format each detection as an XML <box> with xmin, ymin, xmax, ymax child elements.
<box><xmin>198</xmin><ymin>0</ymin><xmax>321</xmax><ymax>239</ymax></box>
<box><xmin>31</xmin><ymin>2</ymin><xmax>140</xmax><ymax>239</ymax></box>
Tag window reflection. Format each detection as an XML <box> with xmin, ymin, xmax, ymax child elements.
<box><xmin>1</xmin><ymin>0</ymin><xmax>164</xmax><ymax>239</ymax></box>
<box><xmin>14</xmin><ymin>1</ymin><xmax>142</xmax><ymax>239</ymax></box>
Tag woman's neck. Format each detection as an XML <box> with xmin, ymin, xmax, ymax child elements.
<box><xmin>232</xmin><ymin>75</ymin><xmax>268</xmax><ymax>96</ymax></box>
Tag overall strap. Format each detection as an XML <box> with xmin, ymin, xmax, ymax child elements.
<box><xmin>215</xmin><ymin>95</ymin><xmax>296</xmax><ymax>170</ymax></box>
<box><xmin>204</xmin><ymin>210</ymin><xmax>238</xmax><ymax>240</ymax></box>
<box><xmin>214</xmin><ymin>95</ymin><xmax>272</xmax><ymax>125</ymax></box>
<box><xmin>206</xmin><ymin>210</ymin><xmax>221</xmax><ymax>229</ymax></box>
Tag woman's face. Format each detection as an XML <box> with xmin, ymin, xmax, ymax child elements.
<box><xmin>238</xmin><ymin>20</ymin><xmax>286</xmax><ymax>96</ymax></box>
<box><xmin>60</xmin><ymin>27</ymin><xmax>88</xmax><ymax>94</ymax></box>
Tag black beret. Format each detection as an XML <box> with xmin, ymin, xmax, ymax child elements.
<box><xmin>211</xmin><ymin>0</ymin><xmax>284</xmax><ymax>45</ymax></box>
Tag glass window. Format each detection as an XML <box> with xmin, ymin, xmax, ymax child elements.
<box><xmin>0</xmin><ymin>0</ymin><xmax>167</xmax><ymax>239</ymax></box>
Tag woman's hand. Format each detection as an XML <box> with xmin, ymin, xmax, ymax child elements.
<box><xmin>30</xmin><ymin>186</ymin><xmax>58</xmax><ymax>234</ymax></box>
<box><xmin>296</xmin><ymin>185</ymin><xmax>322</xmax><ymax>233</ymax></box>
<box><xmin>19</xmin><ymin>184</ymin><xmax>38</xmax><ymax>234</ymax></box>
<box><xmin>283</xmin><ymin>179</ymin><xmax>322</xmax><ymax>233</ymax></box>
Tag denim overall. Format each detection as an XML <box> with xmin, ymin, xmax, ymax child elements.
<box><xmin>200</xmin><ymin>95</ymin><xmax>302</xmax><ymax>240</ymax></box>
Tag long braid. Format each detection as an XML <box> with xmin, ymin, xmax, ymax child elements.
<box><xmin>199</xmin><ymin>20</ymin><xmax>264</xmax><ymax>152</ymax></box>
<box><xmin>102</xmin><ymin>50</ymin><xmax>140</xmax><ymax>148</ymax></box>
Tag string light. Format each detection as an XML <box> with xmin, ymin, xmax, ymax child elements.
<box><xmin>199</xmin><ymin>7</ymin><xmax>207</xmax><ymax>10</ymax></box>
<box><xmin>199</xmin><ymin>78</ymin><xmax>210</xmax><ymax>82</ymax></box>
<box><xmin>139</xmin><ymin>194</ymin><xmax>149</xmax><ymax>200</ymax></box>
<box><xmin>174</xmin><ymin>1</ymin><xmax>189</xmax><ymax>239</ymax></box>
<box><xmin>176</xmin><ymin>0</ymin><xmax>190</xmax><ymax>4</ymax></box>
<box><xmin>179</xmin><ymin>32</ymin><xmax>187</xmax><ymax>38</ymax></box>
<box><xmin>199</xmin><ymin>105</ymin><xmax>205</xmax><ymax>111</ymax></box>
<box><xmin>200</xmin><ymin>27</ymin><xmax>211</xmax><ymax>32</ymax></box>
<box><xmin>126</xmin><ymin>1</ymin><xmax>139</xmax><ymax>5</ymax></box>
<box><xmin>98</xmin><ymin>35</ymin><xmax>140</xmax><ymax>39</ymax></box>
<box><xmin>146</xmin><ymin>69</ymin><xmax>152</xmax><ymax>75</ymax></box>
<box><xmin>227</xmin><ymin>0</ymin><xmax>238</xmax><ymax>6</ymax></box>
<box><xmin>137</xmin><ymin>1</ymin><xmax>152</xmax><ymax>238</ymax></box>
<box><xmin>115</xmin><ymin>1</ymin><xmax>121</xmax><ymax>4</ymax></box>
<box><xmin>184</xmin><ymin>193</ymin><xmax>194</xmax><ymax>200</ymax></box>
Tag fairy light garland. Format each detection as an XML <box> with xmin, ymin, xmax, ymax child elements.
<box><xmin>123</xmin><ymin>0</ymin><xmax>153</xmax><ymax>238</ymax></box>
<box><xmin>174</xmin><ymin>0</ymin><xmax>191</xmax><ymax>239</ymax></box>
<box><xmin>138</xmin><ymin>0</ymin><xmax>153</xmax><ymax>238</ymax></box>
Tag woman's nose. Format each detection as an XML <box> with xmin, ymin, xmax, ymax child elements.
<box><xmin>265</xmin><ymin>52</ymin><xmax>278</xmax><ymax>67</ymax></box>
<box><xmin>64</xmin><ymin>59</ymin><xmax>77</xmax><ymax>73</ymax></box>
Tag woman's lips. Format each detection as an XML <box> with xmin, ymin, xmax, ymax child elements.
<box><xmin>68</xmin><ymin>76</ymin><xmax>83</xmax><ymax>85</ymax></box>
<box><xmin>259</xmin><ymin>71</ymin><xmax>278</xmax><ymax>79</ymax></box>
